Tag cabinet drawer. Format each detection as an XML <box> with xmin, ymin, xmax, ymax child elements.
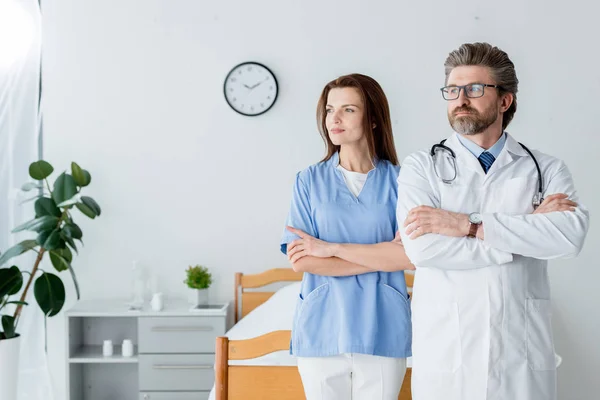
<box><xmin>139</xmin><ymin>354</ymin><xmax>215</xmax><ymax>391</ymax></box>
<box><xmin>139</xmin><ymin>392</ymin><xmax>210</xmax><ymax>400</ymax></box>
<box><xmin>138</xmin><ymin>316</ymin><xmax>225</xmax><ymax>353</ymax></box>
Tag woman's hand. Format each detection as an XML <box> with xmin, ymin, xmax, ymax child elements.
<box><xmin>286</xmin><ymin>226</ymin><xmax>336</xmax><ymax>263</ymax></box>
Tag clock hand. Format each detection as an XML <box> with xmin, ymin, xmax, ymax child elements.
<box><xmin>249</xmin><ymin>77</ymin><xmax>270</xmax><ymax>90</ymax></box>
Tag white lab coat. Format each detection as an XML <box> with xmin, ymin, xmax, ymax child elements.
<box><xmin>397</xmin><ymin>133</ymin><xmax>589</xmax><ymax>400</ymax></box>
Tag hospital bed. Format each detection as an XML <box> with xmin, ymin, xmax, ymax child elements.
<box><xmin>208</xmin><ymin>268</ymin><xmax>414</xmax><ymax>400</ymax></box>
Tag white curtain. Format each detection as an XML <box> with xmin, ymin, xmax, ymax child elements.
<box><xmin>0</xmin><ymin>1</ymin><xmax>52</xmax><ymax>399</ymax></box>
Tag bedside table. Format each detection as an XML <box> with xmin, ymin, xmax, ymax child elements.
<box><xmin>65</xmin><ymin>299</ymin><xmax>229</xmax><ymax>400</ymax></box>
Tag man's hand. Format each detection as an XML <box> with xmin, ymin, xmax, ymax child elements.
<box><xmin>404</xmin><ymin>206</ymin><xmax>470</xmax><ymax>240</ymax></box>
<box><xmin>533</xmin><ymin>193</ymin><xmax>577</xmax><ymax>214</ymax></box>
<box><xmin>286</xmin><ymin>226</ymin><xmax>336</xmax><ymax>263</ymax></box>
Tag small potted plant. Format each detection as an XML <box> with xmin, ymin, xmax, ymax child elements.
<box><xmin>184</xmin><ymin>265</ymin><xmax>212</xmax><ymax>306</ymax></box>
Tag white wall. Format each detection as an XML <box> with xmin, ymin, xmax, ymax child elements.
<box><xmin>42</xmin><ymin>0</ymin><xmax>599</xmax><ymax>399</ymax></box>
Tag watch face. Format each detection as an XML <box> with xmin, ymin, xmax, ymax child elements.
<box><xmin>223</xmin><ymin>62</ymin><xmax>278</xmax><ymax>116</ymax></box>
<box><xmin>469</xmin><ymin>212</ymin><xmax>483</xmax><ymax>224</ymax></box>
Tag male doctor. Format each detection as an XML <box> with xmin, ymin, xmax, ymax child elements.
<box><xmin>397</xmin><ymin>42</ymin><xmax>590</xmax><ymax>400</ymax></box>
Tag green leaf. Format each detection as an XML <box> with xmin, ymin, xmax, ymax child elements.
<box><xmin>81</xmin><ymin>171</ymin><xmax>91</xmax><ymax>186</ymax></box>
<box><xmin>0</xmin><ymin>240</ymin><xmax>38</xmax><ymax>267</ymax></box>
<box><xmin>67</xmin><ymin>265</ymin><xmax>81</xmax><ymax>300</ymax></box>
<box><xmin>61</xmin><ymin>234</ymin><xmax>79</xmax><ymax>254</ymax></box>
<box><xmin>71</xmin><ymin>162</ymin><xmax>84</xmax><ymax>184</ymax></box>
<box><xmin>29</xmin><ymin>160</ymin><xmax>54</xmax><ymax>180</ymax></box>
<box><xmin>21</xmin><ymin>182</ymin><xmax>43</xmax><ymax>192</ymax></box>
<box><xmin>81</xmin><ymin>196</ymin><xmax>101</xmax><ymax>217</ymax></box>
<box><xmin>1</xmin><ymin>315</ymin><xmax>17</xmax><ymax>338</ymax></box>
<box><xmin>71</xmin><ymin>162</ymin><xmax>92</xmax><ymax>187</ymax></box>
<box><xmin>52</xmin><ymin>173</ymin><xmax>78</xmax><ymax>205</ymax></box>
<box><xmin>41</xmin><ymin>229</ymin><xmax>63</xmax><ymax>250</ymax></box>
<box><xmin>63</xmin><ymin>223</ymin><xmax>83</xmax><ymax>240</ymax></box>
<box><xmin>12</xmin><ymin>215</ymin><xmax>59</xmax><ymax>234</ymax></box>
<box><xmin>36</xmin><ymin>230</ymin><xmax>52</xmax><ymax>247</ymax></box>
<box><xmin>76</xmin><ymin>202</ymin><xmax>96</xmax><ymax>219</ymax></box>
<box><xmin>54</xmin><ymin>246</ymin><xmax>72</xmax><ymax>263</ymax></box>
<box><xmin>0</xmin><ymin>266</ymin><xmax>23</xmax><ymax>297</ymax></box>
<box><xmin>5</xmin><ymin>301</ymin><xmax>28</xmax><ymax>306</ymax></box>
<box><xmin>34</xmin><ymin>273</ymin><xmax>65</xmax><ymax>317</ymax></box>
<box><xmin>35</xmin><ymin>197</ymin><xmax>61</xmax><ymax>218</ymax></box>
<box><xmin>49</xmin><ymin>251</ymin><xmax>71</xmax><ymax>272</ymax></box>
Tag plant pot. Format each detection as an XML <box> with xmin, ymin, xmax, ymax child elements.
<box><xmin>196</xmin><ymin>288</ymin><xmax>209</xmax><ymax>306</ymax></box>
<box><xmin>0</xmin><ymin>334</ymin><xmax>21</xmax><ymax>400</ymax></box>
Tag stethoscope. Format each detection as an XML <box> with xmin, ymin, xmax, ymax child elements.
<box><xmin>430</xmin><ymin>139</ymin><xmax>544</xmax><ymax>209</ymax></box>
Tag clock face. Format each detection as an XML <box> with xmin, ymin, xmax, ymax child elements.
<box><xmin>223</xmin><ymin>62</ymin><xmax>278</xmax><ymax>116</ymax></box>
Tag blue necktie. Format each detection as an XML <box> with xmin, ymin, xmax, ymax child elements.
<box><xmin>478</xmin><ymin>151</ymin><xmax>495</xmax><ymax>173</ymax></box>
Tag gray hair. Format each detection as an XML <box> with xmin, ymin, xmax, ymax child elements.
<box><xmin>444</xmin><ymin>42</ymin><xmax>519</xmax><ymax>130</ymax></box>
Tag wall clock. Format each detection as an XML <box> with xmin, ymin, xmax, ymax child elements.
<box><xmin>223</xmin><ymin>62</ymin><xmax>278</xmax><ymax>116</ymax></box>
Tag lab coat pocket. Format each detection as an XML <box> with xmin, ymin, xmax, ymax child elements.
<box><xmin>412</xmin><ymin>301</ymin><xmax>462</xmax><ymax>373</ymax></box>
<box><xmin>526</xmin><ymin>299</ymin><xmax>556</xmax><ymax>370</ymax></box>
<box><xmin>490</xmin><ymin>176</ymin><xmax>536</xmax><ymax>214</ymax></box>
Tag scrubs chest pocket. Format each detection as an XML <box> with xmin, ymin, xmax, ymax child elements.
<box><xmin>526</xmin><ymin>299</ymin><xmax>556</xmax><ymax>370</ymax></box>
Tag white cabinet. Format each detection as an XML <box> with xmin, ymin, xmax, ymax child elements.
<box><xmin>66</xmin><ymin>300</ymin><xmax>228</xmax><ymax>400</ymax></box>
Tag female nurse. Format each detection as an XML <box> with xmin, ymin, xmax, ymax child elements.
<box><xmin>281</xmin><ymin>73</ymin><xmax>414</xmax><ymax>400</ymax></box>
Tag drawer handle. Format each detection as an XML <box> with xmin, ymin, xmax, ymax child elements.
<box><xmin>151</xmin><ymin>326</ymin><xmax>213</xmax><ymax>332</ymax></box>
<box><xmin>152</xmin><ymin>364</ymin><xmax>213</xmax><ymax>370</ymax></box>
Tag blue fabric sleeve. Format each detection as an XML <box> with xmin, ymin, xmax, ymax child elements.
<box><xmin>280</xmin><ymin>172</ymin><xmax>316</xmax><ymax>254</ymax></box>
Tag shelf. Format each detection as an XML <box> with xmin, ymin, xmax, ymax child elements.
<box><xmin>69</xmin><ymin>345</ymin><xmax>138</xmax><ymax>364</ymax></box>
<box><xmin>66</xmin><ymin>299</ymin><xmax>229</xmax><ymax>317</ymax></box>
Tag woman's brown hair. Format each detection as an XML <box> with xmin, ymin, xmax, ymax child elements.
<box><xmin>316</xmin><ymin>74</ymin><xmax>398</xmax><ymax>165</ymax></box>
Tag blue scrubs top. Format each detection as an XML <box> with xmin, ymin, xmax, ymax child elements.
<box><xmin>281</xmin><ymin>152</ymin><xmax>412</xmax><ymax>358</ymax></box>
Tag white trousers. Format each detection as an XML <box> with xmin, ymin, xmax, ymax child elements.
<box><xmin>297</xmin><ymin>353</ymin><xmax>407</xmax><ymax>400</ymax></box>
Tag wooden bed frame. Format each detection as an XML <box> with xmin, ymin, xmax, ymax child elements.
<box><xmin>215</xmin><ymin>268</ymin><xmax>414</xmax><ymax>400</ymax></box>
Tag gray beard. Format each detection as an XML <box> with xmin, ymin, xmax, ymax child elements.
<box><xmin>451</xmin><ymin>116</ymin><xmax>490</xmax><ymax>135</ymax></box>
<box><xmin>449</xmin><ymin>108</ymin><xmax>498</xmax><ymax>135</ymax></box>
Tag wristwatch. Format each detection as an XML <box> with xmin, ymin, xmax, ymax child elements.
<box><xmin>468</xmin><ymin>212</ymin><xmax>482</xmax><ymax>238</ymax></box>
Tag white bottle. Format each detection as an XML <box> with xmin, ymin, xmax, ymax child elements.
<box><xmin>151</xmin><ymin>293</ymin><xmax>164</xmax><ymax>311</ymax></box>
<box><xmin>102</xmin><ymin>340</ymin><xmax>113</xmax><ymax>357</ymax></box>
<box><xmin>122</xmin><ymin>339</ymin><xmax>134</xmax><ymax>357</ymax></box>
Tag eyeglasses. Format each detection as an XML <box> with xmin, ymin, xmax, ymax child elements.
<box><xmin>440</xmin><ymin>83</ymin><xmax>505</xmax><ymax>100</ymax></box>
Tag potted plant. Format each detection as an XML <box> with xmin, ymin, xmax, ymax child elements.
<box><xmin>0</xmin><ymin>160</ymin><xmax>101</xmax><ymax>400</ymax></box>
<box><xmin>184</xmin><ymin>265</ymin><xmax>212</xmax><ymax>306</ymax></box>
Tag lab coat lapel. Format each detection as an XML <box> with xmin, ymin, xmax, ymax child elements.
<box><xmin>485</xmin><ymin>133</ymin><xmax>528</xmax><ymax>179</ymax></box>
